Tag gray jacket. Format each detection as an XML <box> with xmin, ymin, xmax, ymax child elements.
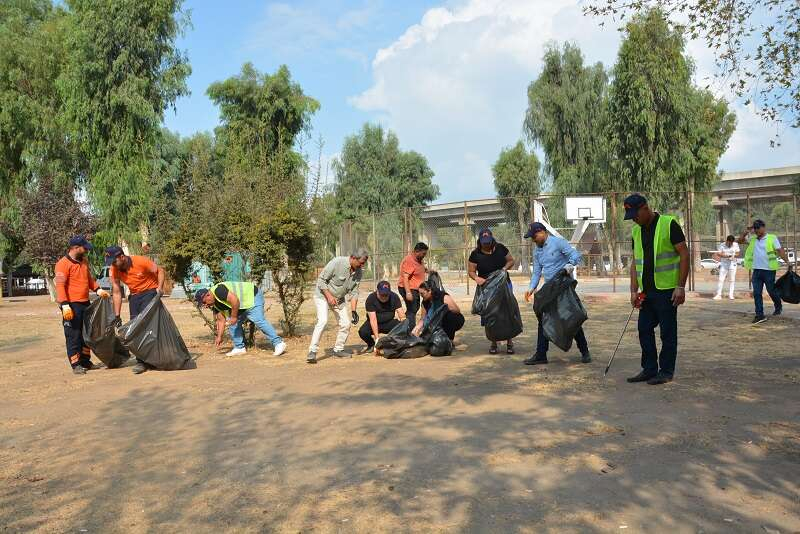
<box><xmin>315</xmin><ymin>256</ymin><xmax>362</xmax><ymax>303</ymax></box>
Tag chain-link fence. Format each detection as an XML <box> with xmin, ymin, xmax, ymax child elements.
<box><xmin>332</xmin><ymin>191</ymin><xmax>800</xmax><ymax>295</ymax></box>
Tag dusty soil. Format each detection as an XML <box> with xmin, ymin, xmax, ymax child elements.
<box><xmin>1</xmin><ymin>293</ymin><xmax>798</xmax><ymax>533</ymax></box>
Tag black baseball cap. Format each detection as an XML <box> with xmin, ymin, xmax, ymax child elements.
<box><xmin>68</xmin><ymin>235</ymin><xmax>93</xmax><ymax>250</ymax></box>
<box><xmin>479</xmin><ymin>228</ymin><xmax>494</xmax><ymax>245</ymax></box>
<box><xmin>623</xmin><ymin>194</ymin><xmax>648</xmax><ymax>220</ymax></box>
<box><xmin>377</xmin><ymin>281</ymin><xmax>391</xmax><ymax>294</ymax></box>
<box><xmin>524</xmin><ymin>222</ymin><xmax>547</xmax><ymax>238</ymax></box>
<box><xmin>752</xmin><ymin>219</ymin><xmax>766</xmax><ymax>229</ymax></box>
<box><xmin>194</xmin><ymin>288</ymin><xmax>209</xmax><ymax>305</ymax></box>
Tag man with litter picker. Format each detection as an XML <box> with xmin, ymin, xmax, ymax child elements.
<box><xmin>522</xmin><ymin>222</ymin><xmax>591</xmax><ymax>365</ymax></box>
<box><xmin>738</xmin><ymin>219</ymin><xmax>790</xmax><ymax>324</ymax></box>
<box><xmin>625</xmin><ymin>194</ymin><xmax>690</xmax><ymax>385</ymax></box>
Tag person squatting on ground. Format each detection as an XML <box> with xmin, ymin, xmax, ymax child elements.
<box><xmin>412</xmin><ymin>281</ymin><xmax>465</xmax><ymax>341</ymax></box>
<box><xmin>55</xmin><ymin>236</ymin><xmax>110</xmax><ymax>375</ymax></box>
<box><xmin>398</xmin><ymin>242</ymin><xmax>428</xmax><ymax>322</ymax></box>
<box><xmin>106</xmin><ymin>246</ymin><xmax>166</xmax><ymax>374</ymax></box>
<box><xmin>307</xmin><ymin>249</ymin><xmax>368</xmax><ymax>364</ymax></box>
<box><xmin>358</xmin><ymin>281</ymin><xmax>405</xmax><ymax>352</ymax></box>
<box><xmin>738</xmin><ymin>219</ymin><xmax>791</xmax><ymax>324</ymax></box>
<box><xmin>194</xmin><ymin>281</ymin><xmax>287</xmax><ymax>357</ymax></box>
<box><xmin>625</xmin><ymin>194</ymin><xmax>690</xmax><ymax>386</ymax></box>
<box><xmin>522</xmin><ymin>222</ymin><xmax>591</xmax><ymax>365</ymax></box>
<box><xmin>714</xmin><ymin>235</ymin><xmax>740</xmax><ymax>300</ymax></box>
<box><xmin>468</xmin><ymin>227</ymin><xmax>516</xmax><ymax>354</ymax></box>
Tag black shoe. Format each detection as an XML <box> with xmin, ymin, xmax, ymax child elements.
<box><xmin>131</xmin><ymin>362</ymin><xmax>147</xmax><ymax>374</ymax></box>
<box><xmin>581</xmin><ymin>351</ymin><xmax>592</xmax><ymax>363</ymax></box>
<box><xmin>82</xmin><ymin>361</ymin><xmax>104</xmax><ymax>371</ymax></box>
<box><xmin>306</xmin><ymin>351</ymin><xmax>317</xmax><ymax>364</ymax></box>
<box><xmin>71</xmin><ymin>365</ymin><xmax>87</xmax><ymax>376</ymax></box>
<box><xmin>506</xmin><ymin>343</ymin><xmax>515</xmax><ymax>355</ymax></box>
<box><xmin>773</xmin><ymin>308</ymin><xmax>782</xmax><ymax>316</ymax></box>
<box><xmin>627</xmin><ymin>370</ymin><xmax>657</xmax><ymax>383</ymax></box>
<box><xmin>647</xmin><ymin>373</ymin><xmax>673</xmax><ymax>385</ymax></box>
<box><xmin>752</xmin><ymin>315</ymin><xmax>767</xmax><ymax>324</ymax></box>
<box><xmin>333</xmin><ymin>349</ymin><xmax>351</xmax><ymax>358</ymax></box>
<box><xmin>523</xmin><ymin>353</ymin><xmax>548</xmax><ymax>365</ymax></box>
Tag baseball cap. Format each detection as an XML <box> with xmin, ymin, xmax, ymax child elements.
<box><xmin>523</xmin><ymin>222</ymin><xmax>547</xmax><ymax>239</ymax></box>
<box><xmin>478</xmin><ymin>228</ymin><xmax>494</xmax><ymax>245</ymax></box>
<box><xmin>377</xmin><ymin>281</ymin><xmax>391</xmax><ymax>295</ymax></box>
<box><xmin>752</xmin><ymin>219</ymin><xmax>765</xmax><ymax>229</ymax></box>
<box><xmin>104</xmin><ymin>246</ymin><xmax>124</xmax><ymax>266</ymax></box>
<box><xmin>68</xmin><ymin>235</ymin><xmax>93</xmax><ymax>250</ymax></box>
<box><xmin>194</xmin><ymin>288</ymin><xmax>210</xmax><ymax>306</ymax></box>
<box><xmin>623</xmin><ymin>194</ymin><xmax>648</xmax><ymax>220</ymax></box>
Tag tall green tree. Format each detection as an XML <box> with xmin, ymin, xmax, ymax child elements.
<box><xmin>59</xmin><ymin>0</ymin><xmax>191</xmax><ymax>242</ymax></box>
<box><xmin>524</xmin><ymin>42</ymin><xmax>610</xmax><ymax>194</ymax></box>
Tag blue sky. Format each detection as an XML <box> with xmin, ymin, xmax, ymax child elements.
<box><xmin>164</xmin><ymin>0</ymin><xmax>800</xmax><ymax>202</ymax></box>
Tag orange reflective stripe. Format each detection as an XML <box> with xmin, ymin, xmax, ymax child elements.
<box><xmin>81</xmin><ymin>347</ymin><xmax>91</xmax><ymax>354</ymax></box>
<box><xmin>69</xmin><ymin>354</ymin><xmax>80</xmax><ymax>364</ymax></box>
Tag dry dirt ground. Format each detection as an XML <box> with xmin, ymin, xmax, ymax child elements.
<box><xmin>1</xmin><ymin>293</ymin><xmax>798</xmax><ymax>534</ymax></box>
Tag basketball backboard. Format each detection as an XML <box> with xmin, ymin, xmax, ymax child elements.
<box><xmin>565</xmin><ymin>196</ymin><xmax>606</xmax><ymax>223</ymax></box>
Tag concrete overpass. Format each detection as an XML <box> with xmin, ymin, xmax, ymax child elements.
<box><xmin>418</xmin><ymin>199</ymin><xmax>511</xmax><ymax>248</ymax></box>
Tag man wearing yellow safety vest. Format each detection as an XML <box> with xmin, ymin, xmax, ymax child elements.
<box><xmin>624</xmin><ymin>194</ymin><xmax>690</xmax><ymax>385</ymax></box>
<box><xmin>738</xmin><ymin>219</ymin><xmax>790</xmax><ymax>324</ymax></box>
<box><xmin>194</xmin><ymin>281</ymin><xmax>287</xmax><ymax>357</ymax></box>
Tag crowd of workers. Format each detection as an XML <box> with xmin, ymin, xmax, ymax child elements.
<box><xmin>55</xmin><ymin>194</ymin><xmax>793</xmax><ymax>383</ymax></box>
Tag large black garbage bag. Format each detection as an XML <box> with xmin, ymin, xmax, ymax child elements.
<box><xmin>82</xmin><ymin>298</ymin><xmax>130</xmax><ymax>368</ymax></box>
<box><xmin>776</xmin><ymin>270</ymin><xmax>800</xmax><ymax>304</ymax></box>
<box><xmin>428</xmin><ymin>328</ymin><xmax>453</xmax><ymax>356</ymax></box>
<box><xmin>116</xmin><ymin>296</ymin><xmax>191</xmax><ymax>370</ymax></box>
<box><xmin>375</xmin><ymin>319</ymin><xmax>427</xmax><ymax>358</ymax></box>
<box><xmin>533</xmin><ymin>270</ymin><xmax>588</xmax><ymax>352</ymax></box>
<box><xmin>471</xmin><ymin>270</ymin><xmax>523</xmax><ymax>342</ymax></box>
<box><xmin>376</xmin><ymin>300</ymin><xmax>452</xmax><ymax>358</ymax></box>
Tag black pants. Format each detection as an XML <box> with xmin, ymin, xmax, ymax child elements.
<box><xmin>536</xmin><ymin>321</ymin><xmax>588</xmax><ymax>357</ymax></box>
<box><xmin>129</xmin><ymin>289</ymin><xmax>158</xmax><ymax>365</ymax></box>
<box><xmin>63</xmin><ymin>301</ymin><xmax>91</xmax><ymax>368</ymax></box>
<box><xmin>441</xmin><ymin>312</ymin><xmax>465</xmax><ymax>340</ymax></box>
<box><xmin>399</xmin><ymin>287</ymin><xmax>420</xmax><ymax>321</ymax></box>
<box><xmin>359</xmin><ymin>318</ymin><xmax>401</xmax><ymax>347</ymax></box>
<box><xmin>638</xmin><ymin>289</ymin><xmax>678</xmax><ymax>377</ymax></box>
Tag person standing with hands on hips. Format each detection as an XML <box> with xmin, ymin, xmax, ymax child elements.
<box><xmin>738</xmin><ymin>219</ymin><xmax>790</xmax><ymax>324</ymax></box>
<box><xmin>624</xmin><ymin>194</ymin><xmax>689</xmax><ymax>385</ymax></box>
<box><xmin>307</xmin><ymin>248</ymin><xmax>368</xmax><ymax>364</ymax></box>
<box><xmin>713</xmin><ymin>235</ymin><xmax>740</xmax><ymax>300</ymax></box>
<box><xmin>468</xmin><ymin>228</ymin><xmax>516</xmax><ymax>354</ymax></box>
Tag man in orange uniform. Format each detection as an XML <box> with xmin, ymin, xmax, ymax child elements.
<box><xmin>55</xmin><ymin>236</ymin><xmax>110</xmax><ymax>375</ymax></box>
<box><xmin>398</xmin><ymin>242</ymin><xmax>429</xmax><ymax>321</ymax></box>
<box><xmin>106</xmin><ymin>246</ymin><xmax>166</xmax><ymax>374</ymax></box>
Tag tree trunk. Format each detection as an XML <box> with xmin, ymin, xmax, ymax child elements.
<box><xmin>45</xmin><ymin>272</ymin><xmax>57</xmax><ymax>302</ymax></box>
<box><xmin>517</xmin><ymin>205</ymin><xmax>530</xmax><ymax>274</ymax></box>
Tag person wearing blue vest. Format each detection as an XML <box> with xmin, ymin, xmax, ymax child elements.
<box><xmin>194</xmin><ymin>281</ymin><xmax>287</xmax><ymax>357</ymax></box>
<box><xmin>738</xmin><ymin>219</ymin><xmax>790</xmax><ymax>324</ymax></box>
<box><xmin>624</xmin><ymin>194</ymin><xmax>690</xmax><ymax>385</ymax></box>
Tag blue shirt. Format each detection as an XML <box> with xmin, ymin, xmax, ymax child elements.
<box><xmin>530</xmin><ymin>235</ymin><xmax>582</xmax><ymax>290</ymax></box>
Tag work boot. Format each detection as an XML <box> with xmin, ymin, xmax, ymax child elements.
<box><xmin>581</xmin><ymin>351</ymin><xmax>592</xmax><ymax>363</ymax></box>
<box><xmin>626</xmin><ymin>370</ymin><xmax>657</xmax><ymax>383</ymax></box>
<box><xmin>647</xmin><ymin>373</ymin><xmax>673</xmax><ymax>385</ymax></box>
<box><xmin>523</xmin><ymin>353</ymin><xmax>548</xmax><ymax>365</ymax></box>
<box><xmin>71</xmin><ymin>365</ymin><xmax>87</xmax><ymax>376</ymax></box>
<box><xmin>773</xmin><ymin>308</ymin><xmax>782</xmax><ymax>316</ymax></box>
<box><xmin>131</xmin><ymin>362</ymin><xmax>148</xmax><ymax>374</ymax></box>
<box><xmin>306</xmin><ymin>351</ymin><xmax>317</xmax><ymax>364</ymax></box>
<box><xmin>752</xmin><ymin>315</ymin><xmax>767</xmax><ymax>325</ymax></box>
<box><xmin>82</xmin><ymin>360</ymin><xmax>103</xmax><ymax>371</ymax></box>
<box><xmin>333</xmin><ymin>349</ymin><xmax>351</xmax><ymax>358</ymax></box>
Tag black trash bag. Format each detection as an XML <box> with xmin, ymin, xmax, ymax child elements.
<box><xmin>428</xmin><ymin>328</ymin><xmax>453</xmax><ymax>357</ymax></box>
<box><xmin>116</xmin><ymin>296</ymin><xmax>191</xmax><ymax>370</ymax></box>
<box><xmin>532</xmin><ymin>270</ymin><xmax>588</xmax><ymax>352</ymax></box>
<box><xmin>82</xmin><ymin>298</ymin><xmax>130</xmax><ymax>368</ymax></box>
<box><xmin>471</xmin><ymin>270</ymin><xmax>523</xmax><ymax>342</ymax></box>
<box><xmin>776</xmin><ymin>269</ymin><xmax>800</xmax><ymax>304</ymax></box>
<box><xmin>375</xmin><ymin>319</ymin><xmax>427</xmax><ymax>359</ymax></box>
<box><xmin>427</xmin><ymin>271</ymin><xmax>445</xmax><ymax>293</ymax></box>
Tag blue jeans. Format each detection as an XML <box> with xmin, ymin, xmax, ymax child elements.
<box><xmin>638</xmin><ymin>289</ymin><xmax>678</xmax><ymax>377</ymax></box>
<box><xmin>751</xmin><ymin>269</ymin><xmax>781</xmax><ymax>317</ymax></box>
<box><xmin>229</xmin><ymin>291</ymin><xmax>282</xmax><ymax>349</ymax></box>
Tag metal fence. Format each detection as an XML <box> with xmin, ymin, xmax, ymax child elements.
<box><xmin>334</xmin><ymin>191</ymin><xmax>799</xmax><ymax>295</ymax></box>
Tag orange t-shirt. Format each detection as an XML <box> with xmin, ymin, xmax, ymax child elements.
<box><xmin>111</xmin><ymin>255</ymin><xmax>159</xmax><ymax>295</ymax></box>
<box><xmin>398</xmin><ymin>253</ymin><xmax>426</xmax><ymax>290</ymax></box>
<box><xmin>55</xmin><ymin>255</ymin><xmax>99</xmax><ymax>303</ymax></box>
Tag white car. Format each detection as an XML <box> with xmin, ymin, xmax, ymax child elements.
<box><xmin>25</xmin><ymin>278</ymin><xmax>46</xmax><ymax>290</ymax></box>
<box><xmin>699</xmin><ymin>258</ymin><xmax>720</xmax><ymax>271</ymax></box>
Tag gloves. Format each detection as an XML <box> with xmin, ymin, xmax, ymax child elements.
<box><xmin>61</xmin><ymin>304</ymin><xmax>74</xmax><ymax>321</ymax></box>
<box><xmin>112</xmin><ymin>315</ymin><xmax>122</xmax><ymax>328</ymax></box>
<box><xmin>351</xmin><ymin>310</ymin><xmax>359</xmax><ymax>325</ymax></box>
<box><xmin>563</xmin><ymin>264</ymin><xmax>576</xmax><ymax>275</ymax></box>
<box><xmin>97</xmin><ymin>289</ymin><xmax>110</xmax><ymax>299</ymax></box>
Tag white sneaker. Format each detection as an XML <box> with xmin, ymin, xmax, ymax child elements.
<box><xmin>729</xmin><ymin>296</ymin><xmax>735</xmax><ymax>300</ymax></box>
<box><xmin>712</xmin><ymin>295</ymin><xmax>722</xmax><ymax>300</ymax></box>
<box><xmin>273</xmin><ymin>341</ymin><xmax>287</xmax><ymax>356</ymax></box>
<box><xmin>225</xmin><ymin>347</ymin><xmax>247</xmax><ymax>357</ymax></box>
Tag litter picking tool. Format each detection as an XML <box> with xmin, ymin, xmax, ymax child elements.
<box><xmin>604</xmin><ymin>292</ymin><xmax>645</xmax><ymax>376</ymax></box>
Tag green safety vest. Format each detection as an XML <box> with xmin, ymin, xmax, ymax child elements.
<box><xmin>632</xmin><ymin>215</ymin><xmax>681</xmax><ymax>290</ymax></box>
<box><xmin>743</xmin><ymin>234</ymin><xmax>780</xmax><ymax>271</ymax></box>
<box><xmin>211</xmin><ymin>281</ymin><xmax>256</xmax><ymax>316</ymax></box>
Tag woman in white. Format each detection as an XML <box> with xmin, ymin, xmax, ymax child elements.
<box><xmin>714</xmin><ymin>235</ymin><xmax>740</xmax><ymax>300</ymax></box>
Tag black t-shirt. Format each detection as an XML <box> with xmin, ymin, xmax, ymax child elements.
<box><xmin>631</xmin><ymin>214</ymin><xmax>686</xmax><ymax>293</ymax></box>
<box><xmin>212</xmin><ymin>284</ymin><xmax>258</xmax><ymax>314</ymax></box>
<box><xmin>468</xmin><ymin>243</ymin><xmax>510</xmax><ymax>278</ymax></box>
<box><xmin>365</xmin><ymin>292</ymin><xmax>401</xmax><ymax>324</ymax></box>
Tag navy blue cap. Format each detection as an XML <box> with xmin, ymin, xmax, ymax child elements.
<box><xmin>105</xmin><ymin>246</ymin><xmax>124</xmax><ymax>258</ymax></box>
<box><xmin>623</xmin><ymin>194</ymin><xmax>648</xmax><ymax>220</ymax></box>
<box><xmin>68</xmin><ymin>235</ymin><xmax>93</xmax><ymax>250</ymax></box>
<box><xmin>524</xmin><ymin>222</ymin><xmax>547</xmax><ymax>239</ymax></box>
<box><xmin>478</xmin><ymin>228</ymin><xmax>494</xmax><ymax>245</ymax></box>
<box><xmin>752</xmin><ymin>219</ymin><xmax>765</xmax><ymax>229</ymax></box>
<box><xmin>377</xmin><ymin>280</ymin><xmax>391</xmax><ymax>294</ymax></box>
<box><xmin>194</xmin><ymin>288</ymin><xmax>210</xmax><ymax>305</ymax></box>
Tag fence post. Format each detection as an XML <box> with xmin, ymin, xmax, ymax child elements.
<box><xmin>372</xmin><ymin>212</ymin><xmax>378</xmax><ymax>282</ymax></box>
<box><xmin>794</xmin><ymin>194</ymin><xmax>798</xmax><ymax>268</ymax></box>
<box><xmin>611</xmin><ymin>192</ymin><xmax>617</xmax><ymax>293</ymax></box>
<box><xmin>747</xmin><ymin>193</ymin><xmax>752</xmax><ymax>290</ymax></box>
<box><xmin>686</xmin><ymin>188</ymin><xmax>695</xmax><ymax>292</ymax></box>
<box><xmin>463</xmin><ymin>201</ymin><xmax>470</xmax><ymax>296</ymax></box>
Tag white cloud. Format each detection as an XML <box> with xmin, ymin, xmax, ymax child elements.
<box><xmin>352</xmin><ymin>0</ymin><xmax>799</xmax><ymax>201</ymax></box>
